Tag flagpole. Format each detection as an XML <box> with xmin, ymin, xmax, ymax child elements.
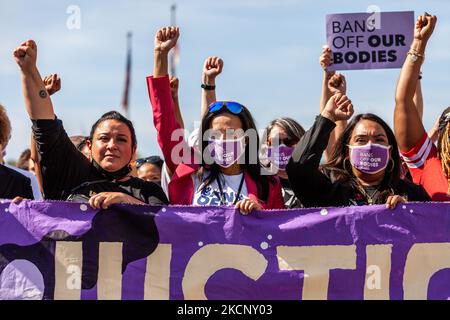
<box><xmin>121</xmin><ymin>32</ymin><xmax>132</xmax><ymax>119</ymax></box>
<box><xmin>170</xmin><ymin>4</ymin><xmax>177</xmax><ymax>77</ymax></box>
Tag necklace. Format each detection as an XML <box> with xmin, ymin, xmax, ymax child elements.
<box><xmin>358</xmin><ymin>185</ymin><xmax>381</xmax><ymax>205</ymax></box>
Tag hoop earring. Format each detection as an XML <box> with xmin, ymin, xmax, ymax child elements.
<box><xmin>387</xmin><ymin>159</ymin><xmax>395</xmax><ymax>173</ymax></box>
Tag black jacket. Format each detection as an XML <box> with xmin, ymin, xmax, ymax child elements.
<box><xmin>32</xmin><ymin>118</ymin><xmax>168</xmax><ymax>205</ymax></box>
<box><xmin>0</xmin><ymin>164</ymin><xmax>34</xmax><ymax>200</ymax></box>
<box><xmin>286</xmin><ymin>115</ymin><xmax>431</xmax><ymax>208</ymax></box>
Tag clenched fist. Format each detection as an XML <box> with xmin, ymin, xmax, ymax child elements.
<box><xmin>414</xmin><ymin>14</ymin><xmax>437</xmax><ymax>42</ymax></box>
<box><xmin>322</xmin><ymin>93</ymin><xmax>354</xmax><ymax>122</ymax></box>
<box><xmin>154</xmin><ymin>26</ymin><xmax>179</xmax><ymax>53</ymax></box>
<box><xmin>328</xmin><ymin>73</ymin><xmax>346</xmax><ymax>95</ymax></box>
<box><xmin>43</xmin><ymin>74</ymin><xmax>61</xmax><ymax>96</ymax></box>
<box><xmin>203</xmin><ymin>56</ymin><xmax>223</xmax><ymax>80</ymax></box>
<box><xmin>13</xmin><ymin>40</ymin><xmax>38</xmax><ymax>74</ymax></box>
<box><xmin>319</xmin><ymin>45</ymin><xmax>333</xmax><ymax>71</ymax></box>
<box><xmin>169</xmin><ymin>76</ymin><xmax>179</xmax><ymax>98</ymax></box>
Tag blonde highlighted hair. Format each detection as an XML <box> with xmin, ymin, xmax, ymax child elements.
<box><xmin>436</xmin><ymin>107</ymin><xmax>450</xmax><ymax>193</ymax></box>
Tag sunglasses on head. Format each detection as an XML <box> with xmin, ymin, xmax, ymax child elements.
<box><xmin>208</xmin><ymin>101</ymin><xmax>245</xmax><ymax>115</ymax></box>
<box><xmin>136</xmin><ymin>156</ymin><xmax>163</xmax><ymax>169</ymax></box>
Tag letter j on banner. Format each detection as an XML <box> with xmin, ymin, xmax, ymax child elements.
<box><xmin>326</xmin><ymin>11</ymin><xmax>414</xmax><ymax>71</ymax></box>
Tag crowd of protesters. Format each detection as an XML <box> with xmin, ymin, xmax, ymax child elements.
<box><xmin>1</xmin><ymin>13</ymin><xmax>447</xmax><ymax>214</ymax></box>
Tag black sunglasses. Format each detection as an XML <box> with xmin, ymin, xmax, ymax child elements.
<box><xmin>136</xmin><ymin>156</ymin><xmax>164</xmax><ymax>169</ymax></box>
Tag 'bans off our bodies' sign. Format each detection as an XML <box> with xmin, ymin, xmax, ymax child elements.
<box><xmin>326</xmin><ymin>11</ymin><xmax>414</xmax><ymax>71</ymax></box>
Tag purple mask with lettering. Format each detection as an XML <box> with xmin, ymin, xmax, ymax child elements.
<box><xmin>348</xmin><ymin>143</ymin><xmax>391</xmax><ymax>174</ymax></box>
<box><xmin>208</xmin><ymin>137</ymin><xmax>246</xmax><ymax>168</ymax></box>
<box><xmin>267</xmin><ymin>144</ymin><xmax>295</xmax><ymax>170</ymax></box>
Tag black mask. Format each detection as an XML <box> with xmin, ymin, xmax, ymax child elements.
<box><xmin>92</xmin><ymin>159</ymin><xmax>131</xmax><ymax>181</ymax></box>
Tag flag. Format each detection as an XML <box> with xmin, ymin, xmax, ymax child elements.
<box><xmin>170</xmin><ymin>4</ymin><xmax>179</xmax><ymax>76</ymax></box>
<box><xmin>121</xmin><ymin>32</ymin><xmax>132</xmax><ymax>115</ymax></box>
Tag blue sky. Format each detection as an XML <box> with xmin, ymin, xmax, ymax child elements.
<box><xmin>1</xmin><ymin>0</ymin><xmax>449</xmax><ymax>162</ymax></box>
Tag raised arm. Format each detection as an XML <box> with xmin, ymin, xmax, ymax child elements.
<box><xmin>287</xmin><ymin>93</ymin><xmax>354</xmax><ymax>207</ymax></box>
<box><xmin>319</xmin><ymin>46</ymin><xmax>348</xmax><ymax>161</ymax></box>
<box><xmin>148</xmin><ymin>26</ymin><xmax>184</xmax><ymax>177</ymax></box>
<box><xmin>13</xmin><ymin>40</ymin><xmax>55</xmax><ymax>120</ymax></box>
<box><xmin>413</xmin><ymin>77</ymin><xmax>424</xmax><ymax>120</ymax></box>
<box><xmin>169</xmin><ymin>76</ymin><xmax>185</xmax><ymax>129</ymax></box>
<box><xmin>201</xmin><ymin>56</ymin><xmax>223</xmax><ymax>116</ymax></box>
<box><xmin>30</xmin><ymin>73</ymin><xmax>61</xmax><ymax>194</ymax></box>
<box><xmin>153</xmin><ymin>27</ymin><xmax>179</xmax><ymax>78</ymax></box>
<box><xmin>394</xmin><ymin>14</ymin><xmax>437</xmax><ymax>152</ymax></box>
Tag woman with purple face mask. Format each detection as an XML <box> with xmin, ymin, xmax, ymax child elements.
<box><xmin>262</xmin><ymin>118</ymin><xmax>305</xmax><ymax>208</ymax></box>
<box><xmin>286</xmin><ymin>93</ymin><xmax>430</xmax><ymax>209</ymax></box>
<box><xmin>147</xmin><ymin>26</ymin><xmax>285</xmax><ymax>214</ymax></box>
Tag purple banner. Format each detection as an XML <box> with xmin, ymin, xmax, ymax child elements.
<box><xmin>326</xmin><ymin>11</ymin><xmax>414</xmax><ymax>71</ymax></box>
<box><xmin>1</xmin><ymin>200</ymin><xmax>450</xmax><ymax>300</ymax></box>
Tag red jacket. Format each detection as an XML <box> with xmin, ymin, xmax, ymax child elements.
<box><xmin>146</xmin><ymin>75</ymin><xmax>285</xmax><ymax>209</ymax></box>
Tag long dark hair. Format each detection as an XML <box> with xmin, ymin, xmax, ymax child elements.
<box><xmin>323</xmin><ymin>113</ymin><xmax>401</xmax><ymax>196</ymax></box>
<box><xmin>199</xmin><ymin>104</ymin><xmax>271</xmax><ymax>201</ymax></box>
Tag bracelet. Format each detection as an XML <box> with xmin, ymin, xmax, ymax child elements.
<box><xmin>407</xmin><ymin>51</ymin><xmax>425</xmax><ymax>63</ymax></box>
<box><xmin>201</xmin><ymin>83</ymin><xmax>216</xmax><ymax>91</ymax></box>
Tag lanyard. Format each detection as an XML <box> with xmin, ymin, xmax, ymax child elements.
<box><xmin>215</xmin><ymin>174</ymin><xmax>245</xmax><ymax>206</ymax></box>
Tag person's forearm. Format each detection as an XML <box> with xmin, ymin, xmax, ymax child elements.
<box><xmin>320</xmin><ymin>71</ymin><xmax>332</xmax><ymax>113</ymax></box>
<box><xmin>413</xmin><ymin>79</ymin><xmax>424</xmax><ymax>120</ymax></box>
<box><xmin>201</xmin><ymin>74</ymin><xmax>217</xmax><ymax>116</ymax></box>
<box><xmin>395</xmin><ymin>39</ymin><xmax>426</xmax><ymax>106</ymax></box>
<box><xmin>153</xmin><ymin>50</ymin><xmax>169</xmax><ymax>78</ymax></box>
<box><xmin>172</xmin><ymin>96</ymin><xmax>185</xmax><ymax>129</ymax></box>
<box><xmin>21</xmin><ymin>67</ymin><xmax>55</xmax><ymax>120</ymax></box>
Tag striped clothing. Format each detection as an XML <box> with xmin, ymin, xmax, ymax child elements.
<box><xmin>400</xmin><ymin>133</ymin><xmax>449</xmax><ymax>201</ymax></box>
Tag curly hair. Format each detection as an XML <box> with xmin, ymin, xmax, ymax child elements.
<box><xmin>0</xmin><ymin>104</ymin><xmax>12</xmax><ymax>150</ymax></box>
<box><xmin>436</xmin><ymin>106</ymin><xmax>450</xmax><ymax>193</ymax></box>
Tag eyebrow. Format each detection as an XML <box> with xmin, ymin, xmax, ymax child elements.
<box><xmin>354</xmin><ymin>133</ymin><xmax>387</xmax><ymax>138</ymax></box>
<box><xmin>97</xmin><ymin>132</ymin><xmax>129</xmax><ymax>138</ymax></box>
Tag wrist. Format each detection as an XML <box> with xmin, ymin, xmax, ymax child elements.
<box><xmin>154</xmin><ymin>48</ymin><xmax>170</xmax><ymax>57</ymax></box>
<box><xmin>20</xmin><ymin>65</ymin><xmax>39</xmax><ymax>77</ymax></box>
<box><xmin>410</xmin><ymin>39</ymin><xmax>427</xmax><ymax>55</ymax></box>
<box><xmin>321</xmin><ymin>109</ymin><xmax>336</xmax><ymax>122</ymax></box>
<box><xmin>202</xmin><ymin>75</ymin><xmax>216</xmax><ymax>86</ymax></box>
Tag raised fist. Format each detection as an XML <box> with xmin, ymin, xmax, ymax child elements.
<box><xmin>43</xmin><ymin>74</ymin><xmax>61</xmax><ymax>96</ymax></box>
<box><xmin>154</xmin><ymin>26</ymin><xmax>179</xmax><ymax>53</ymax></box>
<box><xmin>169</xmin><ymin>76</ymin><xmax>179</xmax><ymax>98</ymax></box>
<box><xmin>328</xmin><ymin>73</ymin><xmax>346</xmax><ymax>95</ymax></box>
<box><xmin>414</xmin><ymin>14</ymin><xmax>437</xmax><ymax>42</ymax></box>
<box><xmin>13</xmin><ymin>40</ymin><xmax>37</xmax><ymax>73</ymax></box>
<box><xmin>319</xmin><ymin>45</ymin><xmax>333</xmax><ymax>71</ymax></box>
<box><xmin>203</xmin><ymin>56</ymin><xmax>223</xmax><ymax>80</ymax></box>
<box><xmin>322</xmin><ymin>93</ymin><xmax>354</xmax><ymax>122</ymax></box>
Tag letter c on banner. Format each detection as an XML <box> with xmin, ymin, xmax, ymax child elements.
<box><xmin>403</xmin><ymin>243</ymin><xmax>450</xmax><ymax>299</ymax></box>
<box><xmin>182</xmin><ymin>244</ymin><xmax>268</xmax><ymax>300</ymax></box>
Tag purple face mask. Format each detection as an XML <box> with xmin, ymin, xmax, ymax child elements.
<box><xmin>348</xmin><ymin>143</ymin><xmax>391</xmax><ymax>174</ymax></box>
<box><xmin>267</xmin><ymin>144</ymin><xmax>295</xmax><ymax>170</ymax></box>
<box><xmin>208</xmin><ymin>137</ymin><xmax>246</xmax><ymax>168</ymax></box>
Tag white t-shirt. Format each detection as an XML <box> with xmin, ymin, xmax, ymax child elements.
<box><xmin>161</xmin><ymin>165</ymin><xmax>248</xmax><ymax>206</ymax></box>
<box><xmin>193</xmin><ymin>172</ymin><xmax>248</xmax><ymax>206</ymax></box>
